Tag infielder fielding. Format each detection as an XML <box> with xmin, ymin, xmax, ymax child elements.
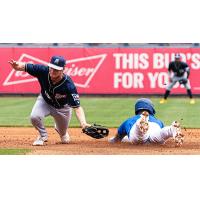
<box><xmin>8</xmin><ymin>56</ymin><xmax>90</xmax><ymax>146</ymax></box>
<box><xmin>109</xmin><ymin>98</ymin><xmax>184</xmax><ymax>146</ymax></box>
<box><xmin>160</xmin><ymin>53</ymin><xmax>195</xmax><ymax>104</ymax></box>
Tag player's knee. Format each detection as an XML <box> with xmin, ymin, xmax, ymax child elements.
<box><xmin>185</xmin><ymin>85</ymin><xmax>191</xmax><ymax>90</ymax></box>
<box><xmin>166</xmin><ymin>87</ymin><xmax>171</xmax><ymax>91</ymax></box>
<box><xmin>30</xmin><ymin>114</ymin><xmax>43</xmax><ymax>125</ymax></box>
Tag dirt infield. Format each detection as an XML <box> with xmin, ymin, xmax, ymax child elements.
<box><xmin>0</xmin><ymin>127</ymin><xmax>200</xmax><ymax>154</ymax></box>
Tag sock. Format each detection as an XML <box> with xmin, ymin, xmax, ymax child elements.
<box><xmin>164</xmin><ymin>90</ymin><xmax>170</xmax><ymax>99</ymax></box>
<box><xmin>187</xmin><ymin>89</ymin><xmax>193</xmax><ymax>98</ymax></box>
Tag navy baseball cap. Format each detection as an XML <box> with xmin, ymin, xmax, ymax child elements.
<box><xmin>48</xmin><ymin>56</ymin><xmax>66</xmax><ymax>70</ymax></box>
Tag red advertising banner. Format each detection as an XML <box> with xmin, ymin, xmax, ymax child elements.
<box><xmin>1</xmin><ymin>47</ymin><xmax>200</xmax><ymax>94</ymax></box>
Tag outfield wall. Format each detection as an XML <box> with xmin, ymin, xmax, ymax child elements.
<box><xmin>1</xmin><ymin>47</ymin><xmax>200</xmax><ymax>94</ymax></box>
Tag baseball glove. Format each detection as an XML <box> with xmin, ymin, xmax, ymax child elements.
<box><xmin>82</xmin><ymin>124</ymin><xmax>109</xmax><ymax>139</ymax></box>
<box><xmin>179</xmin><ymin>79</ymin><xmax>188</xmax><ymax>84</ymax></box>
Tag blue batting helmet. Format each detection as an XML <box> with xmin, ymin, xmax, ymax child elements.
<box><xmin>135</xmin><ymin>98</ymin><xmax>156</xmax><ymax>115</ymax></box>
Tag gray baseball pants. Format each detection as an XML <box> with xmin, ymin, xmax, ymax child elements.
<box><xmin>166</xmin><ymin>75</ymin><xmax>191</xmax><ymax>91</ymax></box>
<box><xmin>30</xmin><ymin>94</ymin><xmax>72</xmax><ymax>138</ymax></box>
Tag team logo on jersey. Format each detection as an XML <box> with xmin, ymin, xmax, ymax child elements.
<box><xmin>3</xmin><ymin>53</ymin><xmax>107</xmax><ymax>88</ymax></box>
<box><xmin>55</xmin><ymin>93</ymin><xmax>67</xmax><ymax>99</ymax></box>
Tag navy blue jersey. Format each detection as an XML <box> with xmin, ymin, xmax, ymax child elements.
<box><xmin>168</xmin><ymin>61</ymin><xmax>189</xmax><ymax>77</ymax></box>
<box><xmin>118</xmin><ymin>114</ymin><xmax>164</xmax><ymax>137</ymax></box>
<box><xmin>25</xmin><ymin>63</ymin><xmax>80</xmax><ymax>108</ymax></box>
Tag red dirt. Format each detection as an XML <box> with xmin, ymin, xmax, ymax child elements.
<box><xmin>0</xmin><ymin>127</ymin><xmax>200</xmax><ymax>154</ymax></box>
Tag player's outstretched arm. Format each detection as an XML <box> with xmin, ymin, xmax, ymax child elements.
<box><xmin>74</xmin><ymin>106</ymin><xmax>91</xmax><ymax>128</ymax></box>
<box><xmin>8</xmin><ymin>59</ymin><xmax>25</xmax><ymax>71</ymax></box>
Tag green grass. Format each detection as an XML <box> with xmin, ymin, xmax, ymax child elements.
<box><xmin>0</xmin><ymin>96</ymin><xmax>199</xmax><ymax>128</ymax></box>
<box><xmin>0</xmin><ymin>148</ymin><xmax>31</xmax><ymax>155</ymax></box>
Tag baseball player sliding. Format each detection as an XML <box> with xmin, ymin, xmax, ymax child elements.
<box><xmin>8</xmin><ymin>56</ymin><xmax>90</xmax><ymax>146</ymax></box>
<box><xmin>160</xmin><ymin>53</ymin><xmax>195</xmax><ymax>104</ymax></box>
<box><xmin>109</xmin><ymin>98</ymin><xmax>184</xmax><ymax>146</ymax></box>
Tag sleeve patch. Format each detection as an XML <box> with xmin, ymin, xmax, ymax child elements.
<box><xmin>71</xmin><ymin>94</ymin><xmax>80</xmax><ymax>101</ymax></box>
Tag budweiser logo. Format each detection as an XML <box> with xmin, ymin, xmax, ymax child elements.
<box><xmin>3</xmin><ymin>53</ymin><xmax>107</xmax><ymax>88</ymax></box>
